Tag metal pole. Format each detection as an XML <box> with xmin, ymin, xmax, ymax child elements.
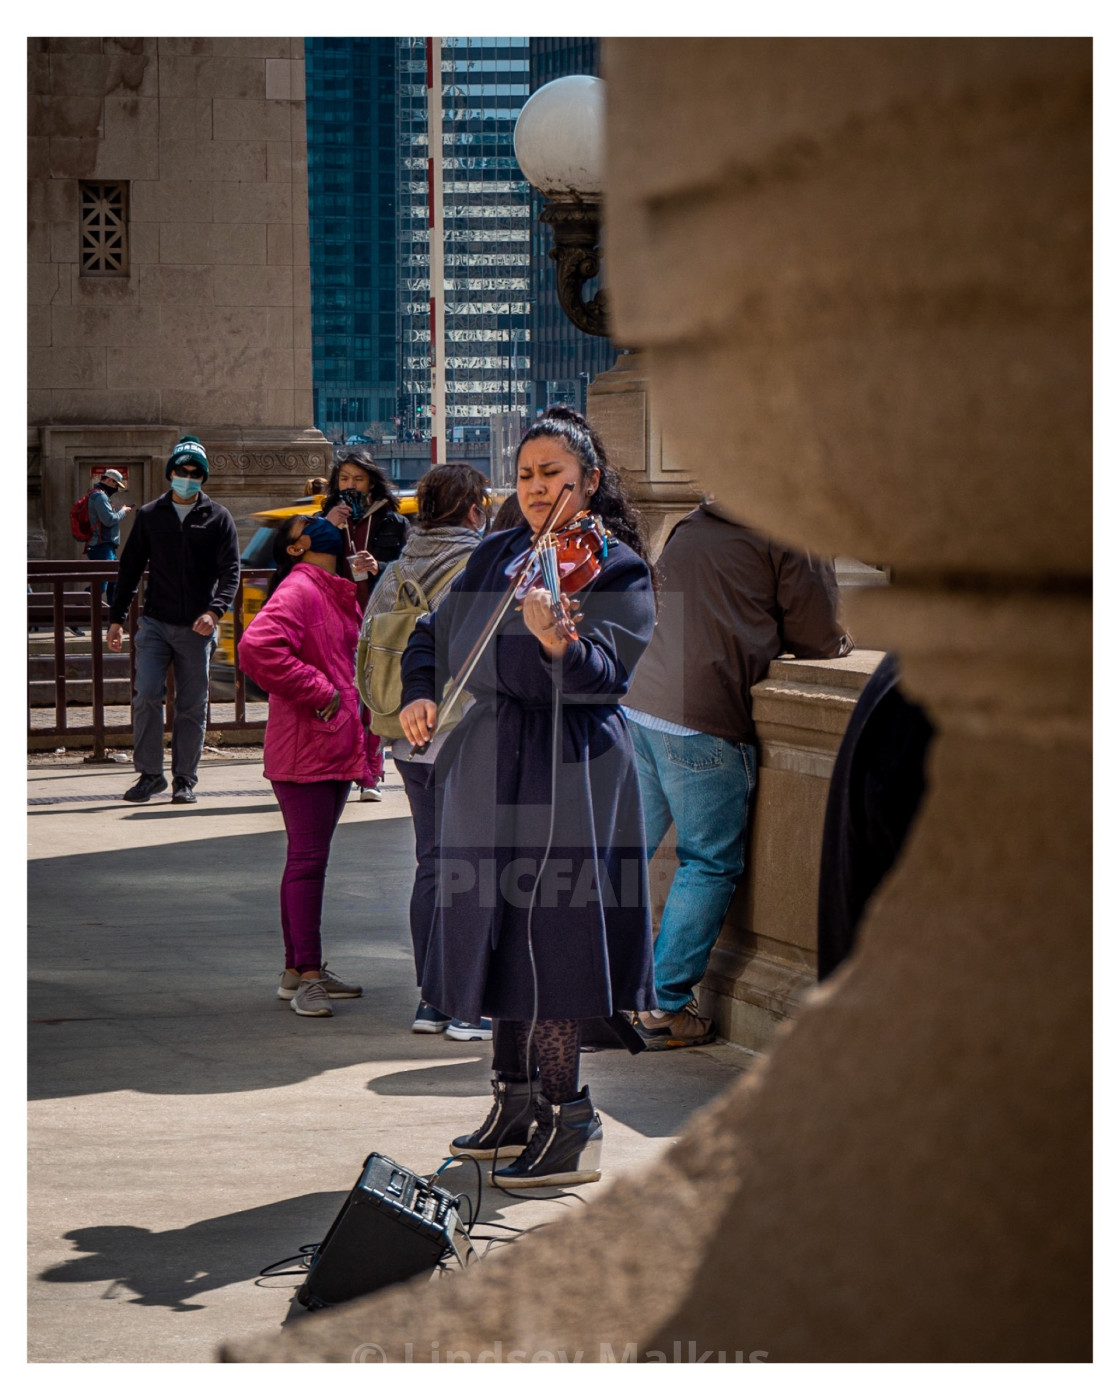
<box><xmin>89</xmin><ymin>582</ymin><xmax>105</xmax><ymax>760</ymax></box>
<box><xmin>426</xmin><ymin>35</ymin><xmax>446</xmax><ymax>465</ymax></box>
<box><xmin>52</xmin><ymin>581</ymin><xmax>66</xmax><ymax>734</ymax></box>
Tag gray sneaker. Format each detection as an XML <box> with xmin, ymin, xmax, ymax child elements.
<box><xmin>277</xmin><ymin>963</ymin><xmax>362</xmax><ymax>1000</ymax></box>
<box><xmin>634</xmin><ymin>999</ymin><xmax>716</xmax><ymax>1050</ymax></box>
<box><xmin>290</xmin><ymin>978</ymin><xmax>333</xmax><ymax>1017</ymax></box>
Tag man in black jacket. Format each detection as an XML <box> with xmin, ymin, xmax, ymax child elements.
<box><xmin>107</xmin><ymin>435</ymin><xmax>240</xmax><ymax>804</ymax></box>
<box><xmin>624</xmin><ymin>498</ymin><xmax>852</xmax><ymax>1048</ymax></box>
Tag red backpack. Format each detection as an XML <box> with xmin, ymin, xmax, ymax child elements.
<box><xmin>70</xmin><ymin>489</ymin><xmax>94</xmax><ymax>543</ymax></box>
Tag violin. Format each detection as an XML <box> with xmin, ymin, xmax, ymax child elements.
<box><xmin>410</xmin><ymin>483</ymin><xmax>612</xmax><ymax>756</ymax></box>
<box><xmin>510</xmin><ymin>511</ymin><xmax>612</xmax><ymax>643</ymax></box>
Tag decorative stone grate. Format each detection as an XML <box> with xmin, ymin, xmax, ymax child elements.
<box><xmin>79</xmin><ymin>182</ymin><xmax>129</xmax><ymax>276</ymax></box>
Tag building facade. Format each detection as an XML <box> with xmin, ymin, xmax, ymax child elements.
<box><xmin>27</xmin><ymin>37</ymin><xmax>328</xmax><ymax>554</ymax></box>
<box><xmin>304</xmin><ymin>38</ymin><xmax>398</xmax><ymax>444</ymax></box>
<box><xmin>395</xmin><ymin>37</ymin><xmax>532</xmax><ymax>451</ymax></box>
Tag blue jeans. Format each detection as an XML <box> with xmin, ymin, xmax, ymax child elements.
<box><xmin>86</xmin><ymin>542</ymin><xmax>117</xmax><ymax>608</ymax></box>
<box><xmin>131</xmin><ymin>617</ymin><xmax>216</xmax><ymax>782</ymax></box>
<box><xmin>631</xmin><ymin>722</ymin><xmax>757</xmax><ymax>1011</ymax></box>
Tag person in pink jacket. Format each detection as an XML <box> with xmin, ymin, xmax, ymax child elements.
<box><xmin>237</xmin><ymin>513</ymin><xmax>367</xmax><ymax>1018</ymax></box>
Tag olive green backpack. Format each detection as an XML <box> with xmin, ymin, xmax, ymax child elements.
<box><xmin>357</xmin><ymin>557</ymin><xmax>469</xmax><ymax>741</ymax></box>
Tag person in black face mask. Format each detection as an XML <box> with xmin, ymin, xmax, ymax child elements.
<box><xmin>320</xmin><ymin>450</ymin><xmax>409</xmax><ymax>801</ymax></box>
<box><xmin>320</xmin><ymin>451</ymin><xmax>408</xmax><ymax>611</ymax></box>
<box><xmin>86</xmin><ymin>469</ymin><xmax>132</xmax><ymax>609</ymax></box>
<box><xmin>108</xmin><ymin>434</ymin><xmax>239</xmax><ymax>806</ymax></box>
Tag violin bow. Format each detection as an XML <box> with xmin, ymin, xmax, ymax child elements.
<box><xmin>409</xmin><ymin>482</ymin><xmax>575</xmax><ymax>756</ymax></box>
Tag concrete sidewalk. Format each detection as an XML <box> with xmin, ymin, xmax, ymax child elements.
<box><xmin>28</xmin><ymin>756</ymin><xmax>755</xmax><ymax>1363</ymax></box>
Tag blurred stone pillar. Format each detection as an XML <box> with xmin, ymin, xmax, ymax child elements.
<box><xmin>604</xmin><ymin>35</ymin><xmax>1091</xmax><ymax>1361</ymax></box>
<box><xmin>223</xmin><ymin>37</ymin><xmax>1090</xmax><ymax>1363</ymax></box>
<box><xmin>586</xmin><ymin>349</ymin><xmax>701</xmax><ymax>553</ymax></box>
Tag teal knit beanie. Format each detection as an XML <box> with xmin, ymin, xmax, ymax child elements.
<box><xmin>165</xmin><ymin>434</ymin><xmax>210</xmax><ymax>481</ymax></box>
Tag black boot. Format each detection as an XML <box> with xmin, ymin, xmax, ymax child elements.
<box><xmin>450</xmin><ymin>1075</ymin><xmax>539</xmax><ymax>1160</ymax></box>
<box><xmin>490</xmin><ymin>1086</ymin><xmax>603</xmax><ymax>1188</ymax></box>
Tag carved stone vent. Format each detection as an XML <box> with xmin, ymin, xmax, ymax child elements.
<box><xmin>79</xmin><ymin>182</ymin><xmax>129</xmax><ymax>277</ymax></box>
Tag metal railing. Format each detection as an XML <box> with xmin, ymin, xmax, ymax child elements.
<box><xmin>28</xmin><ymin>562</ymin><xmax>271</xmax><ymax>756</ymax></box>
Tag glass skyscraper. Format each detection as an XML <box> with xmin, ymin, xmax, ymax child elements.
<box><xmin>396</xmin><ymin>37</ymin><xmax>532</xmax><ymax>446</ymax></box>
<box><xmin>304</xmin><ymin>38</ymin><xmax>399</xmax><ymax>443</ymax></box>
<box><xmin>307</xmin><ymin>37</ymin><xmax>607</xmax><ymax>459</ymax></box>
<box><xmin>527</xmin><ymin>38</ymin><xmax>616</xmax><ymax>415</ymax></box>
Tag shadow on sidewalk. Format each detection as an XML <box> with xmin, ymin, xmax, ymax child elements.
<box><xmin>39</xmin><ymin>1191</ymin><xmax>348</xmax><ymax>1313</ymax></box>
<box><xmin>29</xmin><ymin>819</ymin><xmax>422</xmax><ymax>1101</ymax></box>
<box><xmin>29</xmin><ymin>815</ymin><xmax>746</xmax><ymax>1138</ymax></box>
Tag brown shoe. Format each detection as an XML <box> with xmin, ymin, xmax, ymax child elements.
<box><xmin>635</xmin><ymin>1000</ymin><xmax>716</xmax><ymax>1050</ymax></box>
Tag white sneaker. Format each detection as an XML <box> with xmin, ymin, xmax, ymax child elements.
<box><xmin>359</xmin><ymin>785</ymin><xmax>382</xmax><ymax>802</ymax></box>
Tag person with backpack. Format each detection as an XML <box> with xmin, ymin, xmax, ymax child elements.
<box><xmin>356</xmin><ymin>463</ymin><xmax>490</xmax><ymax>1038</ymax></box>
<box><xmin>70</xmin><ymin>469</ymin><xmax>132</xmax><ymax>625</ymax></box>
<box><xmin>236</xmin><ymin>512</ymin><xmax>367</xmax><ymax>1018</ymax></box>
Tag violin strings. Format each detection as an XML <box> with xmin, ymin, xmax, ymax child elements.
<box><xmin>538</xmin><ymin>540</ymin><xmax>562</xmax><ymax>603</ymax></box>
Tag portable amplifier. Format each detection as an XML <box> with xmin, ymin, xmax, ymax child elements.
<box><xmin>297</xmin><ymin>1152</ymin><xmax>465</xmax><ymax>1310</ymax></box>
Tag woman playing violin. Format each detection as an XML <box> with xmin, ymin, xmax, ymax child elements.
<box><xmin>399</xmin><ymin>406</ymin><xmax>658</xmax><ymax>1188</ymax></box>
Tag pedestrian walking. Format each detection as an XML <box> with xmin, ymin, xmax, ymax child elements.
<box><xmin>399</xmin><ymin>406</ymin><xmax>657</xmax><ymax>1187</ymax></box>
<box><xmin>107</xmin><ymin>436</ymin><xmax>239</xmax><ymax>805</ymax></box>
<box><xmin>236</xmin><ymin>513</ymin><xmax>367</xmax><ymax>1018</ymax></box>
<box><xmin>85</xmin><ymin>469</ymin><xmax>132</xmax><ymax>610</ymax></box>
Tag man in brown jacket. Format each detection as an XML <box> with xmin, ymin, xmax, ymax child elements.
<box><xmin>624</xmin><ymin>499</ymin><xmax>851</xmax><ymax>1048</ymax></box>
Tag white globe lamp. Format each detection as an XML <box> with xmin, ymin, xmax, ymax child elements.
<box><xmin>513</xmin><ymin>75</ymin><xmax>609</xmax><ymax>337</ymax></box>
<box><xmin>514</xmin><ymin>74</ymin><xmax>605</xmax><ymax>200</ymax></box>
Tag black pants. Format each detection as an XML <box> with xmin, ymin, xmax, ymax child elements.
<box><xmin>396</xmin><ymin>757</ymin><xmax>439</xmax><ymax>991</ymax></box>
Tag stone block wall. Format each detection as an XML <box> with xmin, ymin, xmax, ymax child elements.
<box><xmin>27</xmin><ymin>38</ymin><xmax>325</xmax><ymax>555</ymax></box>
<box><xmin>699</xmin><ymin>651</ymin><xmax>882</xmax><ymax>1047</ymax></box>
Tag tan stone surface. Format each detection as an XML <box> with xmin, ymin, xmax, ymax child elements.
<box><xmin>29</xmin><ymin>347</ymin><xmax>107</xmax><ymax>390</ymax></box>
<box><xmin>602</xmin><ymin>38</ymin><xmax>1091</xmax><ymax>577</ymax></box>
<box><xmin>28</xmin><ymin>37</ymin><xmax>322</xmax><ymax>555</ymax></box>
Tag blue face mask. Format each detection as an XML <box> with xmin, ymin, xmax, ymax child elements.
<box><xmin>300</xmin><ymin>515</ymin><xmax>346</xmax><ymax>556</ymax></box>
<box><xmin>171</xmin><ymin>475</ymin><xmax>203</xmax><ymax>499</ymax></box>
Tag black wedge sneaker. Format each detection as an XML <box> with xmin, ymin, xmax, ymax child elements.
<box><xmin>450</xmin><ymin>1076</ymin><xmax>539</xmax><ymax>1160</ymax></box>
<box><xmin>490</xmin><ymin>1086</ymin><xmax>603</xmax><ymax>1188</ymax></box>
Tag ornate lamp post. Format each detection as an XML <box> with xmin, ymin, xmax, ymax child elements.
<box><xmin>514</xmin><ymin>75</ymin><xmax>608</xmax><ymax>338</ymax></box>
<box><xmin>515</xmin><ymin>73</ymin><xmax>700</xmax><ymax>554</ymax></box>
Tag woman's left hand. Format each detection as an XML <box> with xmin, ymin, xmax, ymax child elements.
<box><xmin>522</xmin><ymin>587</ymin><xmax>570</xmax><ymax>655</ymax></box>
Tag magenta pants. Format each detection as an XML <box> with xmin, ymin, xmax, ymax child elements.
<box><xmin>272</xmin><ymin>778</ymin><xmax>352</xmax><ymax>972</ymax></box>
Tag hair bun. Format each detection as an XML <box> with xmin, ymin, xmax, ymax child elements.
<box><xmin>542</xmin><ymin>404</ymin><xmax>589</xmax><ymax>429</ymax></box>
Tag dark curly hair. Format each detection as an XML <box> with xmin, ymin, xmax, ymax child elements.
<box><xmin>416</xmin><ymin>462</ymin><xmax>490</xmax><ymax>529</ymax></box>
<box><xmin>323</xmin><ymin>448</ymin><xmax>397</xmax><ymax>514</ymax></box>
<box><xmin>517</xmin><ymin>405</ymin><xmax>651</xmax><ymax>569</ymax></box>
<box><xmin>266</xmin><ymin>515</ymin><xmax>307</xmax><ymax>599</ymax></box>
<box><xmin>491</xmin><ymin>493</ymin><xmax>527</xmax><ymax>533</ymax></box>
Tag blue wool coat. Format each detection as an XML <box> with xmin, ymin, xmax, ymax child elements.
<box><xmin>400</xmin><ymin>524</ymin><xmax>658</xmax><ymax>1022</ymax></box>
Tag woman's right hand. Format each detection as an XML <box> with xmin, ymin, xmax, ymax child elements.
<box><xmin>315</xmin><ymin>689</ymin><xmax>341</xmax><ymax>721</ymax></box>
<box><xmin>400</xmin><ymin>699</ymin><xmax>437</xmax><ymax>748</ymax></box>
<box><xmin>324</xmin><ymin>503</ymin><xmax>350</xmax><ymax>528</ymax></box>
